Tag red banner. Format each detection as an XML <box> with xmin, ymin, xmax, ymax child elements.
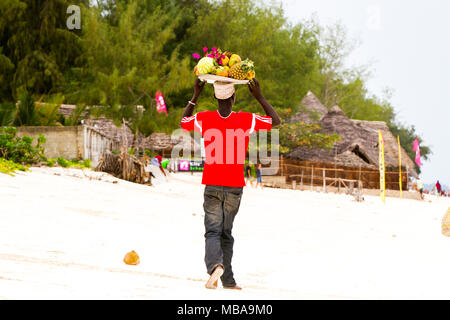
<box><xmin>413</xmin><ymin>138</ymin><xmax>422</xmax><ymax>167</ymax></box>
<box><xmin>155</xmin><ymin>90</ymin><xmax>168</xmax><ymax>116</ymax></box>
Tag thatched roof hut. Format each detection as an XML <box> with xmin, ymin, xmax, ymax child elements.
<box><xmin>287</xmin><ymin>92</ymin><xmax>418</xmax><ymax>178</ymax></box>
<box><xmin>289</xmin><ymin>104</ymin><xmax>377</xmax><ymax>168</ymax></box>
<box><xmin>85</xmin><ymin>118</ymin><xmax>201</xmax><ymax>156</ymax></box>
<box><xmin>352</xmin><ymin>120</ymin><xmax>416</xmax><ymax>174</ymax></box>
<box><xmin>84</xmin><ymin>118</ymin><xmax>133</xmax><ymax>146</ymax></box>
<box><xmin>56</xmin><ymin>104</ymin><xmax>144</xmax><ymax>118</ymax></box>
<box><xmin>141</xmin><ymin>132</ymin><xmax>202</xmax><ymax>157</ymax></box>
<box><xmin>289</xmin><ymin>91</ymin><xmax>328</xmax><ymax>124</ymax></box>
<box><xmin>57</xmin><ymin>105</ymin><xmax>198</xmax><ymax>156</ymax></box>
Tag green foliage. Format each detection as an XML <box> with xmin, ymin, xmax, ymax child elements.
<box><xmin>0</xmin><ymin>127</ymin><xmax>46</xmax><ymax>164</ymax></box>
<box><xmin>144</xmin><ymin>149</ymin><xmax>159</xmax><ymax>158</ymax></box>
<box><xmin>46</xmin><ymin>158</ymin><xmax>56</xmax><ymax>167</ymax></box>
<box><xmin>15</xmin><ymin>90</ymin><xmax>39</xmax><ymax>126</ymax></box>
<box><xmin>0</xmin><ymin>103</ymin><xmax>16</xmax><ymax>126</ymax></box>
<box><xmin>278</xmin><ymin>122</ymin><xmax>341</xmax><ymax>154</ymax></box>
<box><xmin>0</xmin><ymin>157</ymin><xmax>28</xmax><ymax>175</ymax></box>
<box><xmin>63</xmin><ymin>104</ymin><xmax>87</xmax><ymax>126</ymax></box>
<box><xmin>182</xmin><ymin>0</ymin><xmax>321</xmax><ymax>112</ymax></box>
<box><xmin>0</xmin><ymin>0</ymin><xmax>431</xmax><ymax>161</ymax></box>
<box><xmin>57</xmin><ymin>157</ymin><xmax>70</xmax><ymax>167</ymax></box>
<box><xmin>65</xmin><ymin>0</ymin><xmax>192</xmax><ymax>121</ymax></box>
<box><xmin>0</xmin><ymin>0</ymin><xmax>86</xmax><ymax>100</ymax></box>
<box><xmin>49</xmin><ymin>157</ymin><xmax>91</xmax><ymax>169</ymax></box>
<box><xmin>82</xmin><ymin>159</ymin><xmax>91</xmax><ymax>168</ymax></box>
<box><xmin>389</xmin><ymin>122</ymin><xmax>431</xmax><ymax>174</ymax></box>
<box><xmin>0</xmin><ymin>90</ymin><xmax>65</xmax><ymax>126</ymax></box>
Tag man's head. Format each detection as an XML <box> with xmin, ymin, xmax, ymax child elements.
<box><xmin>214</xmin><ymin>82</ymin><xmax>236</xmax><ymax>106</ymax></box>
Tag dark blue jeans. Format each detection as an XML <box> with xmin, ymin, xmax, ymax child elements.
<box><xmin>203</xmin><ymin>185</ymin><xmax>243</xmax><ymax>287</ymax></box>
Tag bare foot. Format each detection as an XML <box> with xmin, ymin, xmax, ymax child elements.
<box><xmin>205</xmin><ymin>266</ymin><xmax>224</xmax><ymax>289</ymax></box>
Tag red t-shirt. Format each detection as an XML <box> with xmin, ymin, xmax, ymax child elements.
<box><xmin>181</xmin><ymin>110</ymin><xmax>272</xmax><ymax>187</ymax></box>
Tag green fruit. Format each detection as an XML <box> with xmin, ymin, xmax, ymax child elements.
<box><xmin>197</xmin><ymin>57</ymin><xmax>215</xmax><ymax>74</ymax></box>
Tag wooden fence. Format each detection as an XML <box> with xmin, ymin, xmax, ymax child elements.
<box><xmin>270</xmin><ymin>157</ymin><xmax>408</xmax><ymax>191</ymax></box>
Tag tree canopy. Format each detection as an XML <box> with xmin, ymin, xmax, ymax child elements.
<box><xmin>0</xmin><ymin>0</ymin><xmax>431</xmax><ymax>172</ymax></box>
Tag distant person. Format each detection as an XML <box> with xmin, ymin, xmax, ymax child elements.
<box><xmin>436</xmin><ymin>180</ymin><xmax>442</xmax><ymax>195</ymax></box>
<box><xmin>255</xmin><ymin>163</ymin><xmax>264</xmax><ymax>189</ymax></box>
<box><xmin>245</xmin><ymin>163</ymin><xmax>254</xmax><ymax>188</ymax></box>
<box><xmin>167</xmin><ymin>158</ymin><xmax>176</xmax><ymax>173</ymax></box>
<box><xmin>417</xmin><ymin>177</ymin><xmax>424</xmax><ymax>200</ymax></box>
<box><xmin>151</xmin><ymin>155</ymin><xmax>166</xmax><ymax>177</ymax></box>
<box><xmin>148</xmin><ymin>154</ymin><xmax>168</xmax><ymax>183</ymax></box>
<box><xmin>161</xmin><ymin>158</ymin><xmax>170</xmax><ymax>170</ymax></box>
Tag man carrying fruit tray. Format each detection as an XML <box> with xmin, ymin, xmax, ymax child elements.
<box><xmin>180</xmin><ymin>77</ymin><xmax>281</xmax><ymax>290</ymax></box>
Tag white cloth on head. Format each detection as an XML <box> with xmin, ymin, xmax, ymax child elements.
<box><xmin>213</xmin><ymin>82</ymin><xmax>235</xmax><ymax>100</ymax></box>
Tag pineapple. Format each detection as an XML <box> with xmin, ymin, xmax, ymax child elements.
<box><xmin>229</xmin><ymin>59</ymin><xmax>255</xmax><ymax>80</ymax></box>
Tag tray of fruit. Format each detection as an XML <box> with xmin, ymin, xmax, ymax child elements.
<box><xmin>197</xmin><ymin>74</ymin><xmax>250</xmax><ymax>84</ymax></box>
<box><xmin>192</xmin><ymin>47</ymin><xmax>255</xmax><ymax>84</ymax></box>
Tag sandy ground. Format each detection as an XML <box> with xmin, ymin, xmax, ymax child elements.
<box><xmin>0</xmin><ymin>167</ymin><xmax>449</xmax><ymax>300</ymax></box>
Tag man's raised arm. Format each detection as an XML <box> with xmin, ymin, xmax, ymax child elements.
<box><xmin>247</xmin><ymin>78</ymin><xmax>281</xmax><ymax>127</ymax></box>
<box><xmin>181</xmin><ymin>78</ymin><xmax>205</xmax><ymax>120</ymax></box>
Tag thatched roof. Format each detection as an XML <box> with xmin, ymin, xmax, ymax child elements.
<box><xmin>56</xmin><ymin>104</ymin><xmax>144</xmax><ymax>118</ymax></box>
<box><xmin>141</xmin><ymin>132</ymin><xmax>202</xmax><ymax>153</ymax></box>
<box><xmin>288</xmin><ymin>91</ymin><xmax>328</xmax><ymax>124</ymax></box>
<box><xmin>289</xmin><ymin>145</ymin><xmax>376</xmax><ymax>169</ymax></box>
<box><xmin>288</xmin><ymin>96</ymin><xmax>418</xmax><ymax>177</ymax></box>
<box><xmin>58</xmin><ymin>104</ymin><xmax>89</xmax><ymax>117</ymax></box>
<box><xmin>84</xmin><ymin>118</ymin><xmax>132</xmax><ymax>145</ymax></box>
<box><xmin>84</xmin><ymin>118</ymin><xmax>201</xmax><ymax>154</ymax></box>
<box><xmin>289</xmin><ymin>104</ymin><xmax>380</xmax><ymax>168</ymax></box>
<box><xmin>352</xmin><ymin>120</ymin><xmax>417</xmax><ymax>176</ymax></box>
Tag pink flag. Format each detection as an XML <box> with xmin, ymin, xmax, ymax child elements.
<box><xmin>413</xmin><ymin>138</ymin><xmax>422</xmax><ymax>167</ymax></box>
<box><xmin>155</xmin><ymin>90</ymin><xmax>168</xmax><ymax>116</ymax></box>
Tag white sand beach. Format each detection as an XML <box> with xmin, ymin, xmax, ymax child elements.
<box><xmin>0</xmin><ymin>167</ymin><xmax>449</xmax><ymax>300</ymax></box>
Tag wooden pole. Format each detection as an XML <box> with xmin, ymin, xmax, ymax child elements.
<box><xmin>334</xmin><ymin>147</ymin><xmax>337</xmax><ymax>194</ymax></box>
<box><xmin>300</xmin><ymin>170</ymin><xmax>304</xmax><ymax>191</ymax></box>
<box><xmin>359</xmin><ymin>164</ymin><xmax>361</xmax><ymax>184</ymax></box>
<box><xmin>323</xmin><ymin>168</ymin><xmax>326</xmax><ymax>192</ymax></box>
<box><xmin>406</xmin><ymin>165</ymin><xmax>409</xmax><ymax>191</ymax></box>
<box><xmin>311</xmin><ymin>165</ymin><xmax>314</xmax><ymax>191</ymax></box>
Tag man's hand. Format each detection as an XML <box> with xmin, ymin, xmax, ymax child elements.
<box><xmin>247</xmin><ymin>78</ymin><xmax>281</xmax><ymax>126</ymax></box>
<box><xmin>193</xmin><ymin>78</ymin><xmax>206</xmax><ymax>100</ymax></box>
<box><xmin>182</xmin><ymin>78</ymin><xmax>205</xmax><ymax>119</ymax></box>
<box><xmin>247</xmin><ymin>78</ymin><xmax>263</xmax><ymax>100</ymax></box>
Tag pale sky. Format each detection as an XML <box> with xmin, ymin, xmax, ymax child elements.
<box><xmin>280</xmin><ymin>0</ymin><xmax>449</xmax><ymax>187</ymax></box>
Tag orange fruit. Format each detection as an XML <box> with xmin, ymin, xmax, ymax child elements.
<box><xmin>123</xmin><ymin>250</ymin><xmax>140</xmax><ymax>265</ymax></box>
